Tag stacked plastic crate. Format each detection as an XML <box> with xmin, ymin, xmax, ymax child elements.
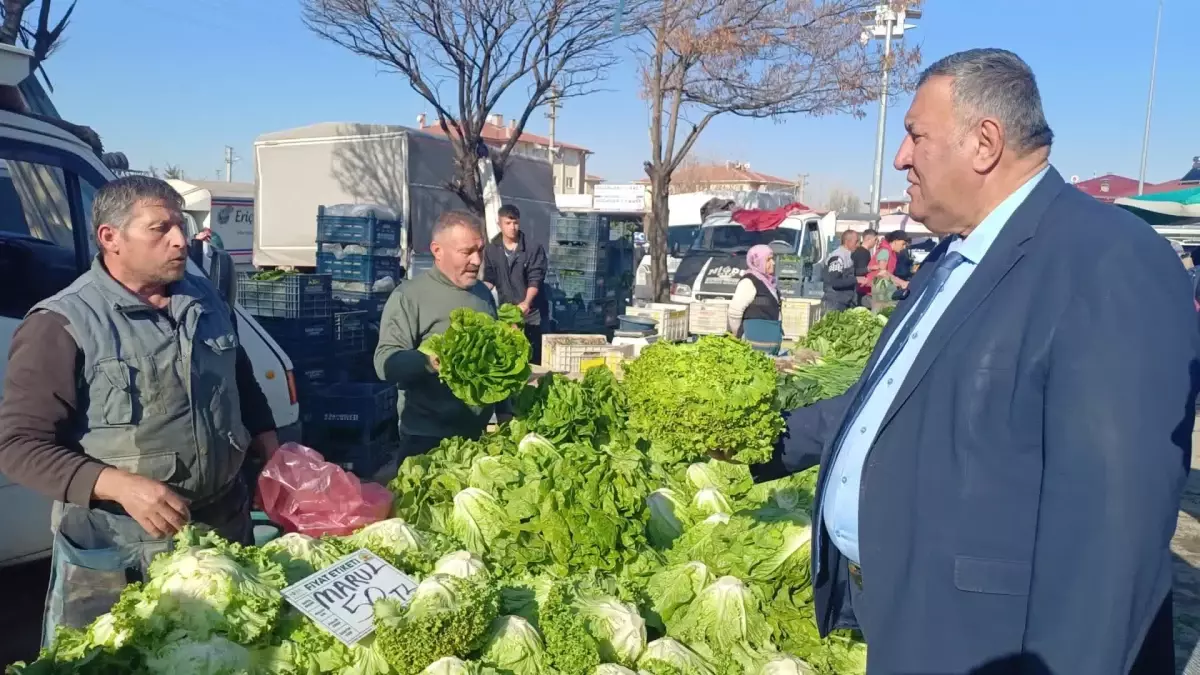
<box><xmin>546</xmin><ymin>213</ymin><xmax>627</xmax><ymax>333</ymax></box>
<box><xmin>776</xmin><ymin>254</ymin><xmax>806</xmax><ymax>298</ymax></box>
<box><xmin>308</xmin><ymin>205</ymin><xmax>405</xmax><ymax>477</ymax></box>
<box><xmin>237</xmin><ymin>272</ymin><xmax>335</xmax><ymax>397</ymax></box>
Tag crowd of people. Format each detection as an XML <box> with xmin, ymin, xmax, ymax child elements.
<box><xmin>0</xmin><ymin>45</ymin><xmax>1197</xmax><ymax>675</ymax></box>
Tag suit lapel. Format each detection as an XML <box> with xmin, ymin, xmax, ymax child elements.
<box><xmin>877</xmin><ymin>168</ymin><xmax>1068</xmax><ymax>432</ymax></box>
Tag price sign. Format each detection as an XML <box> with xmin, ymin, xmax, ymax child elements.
<box><xmin>280</xmin><ymin>548</ymin><xmax>418</xmax><ymax>646</ymax></box>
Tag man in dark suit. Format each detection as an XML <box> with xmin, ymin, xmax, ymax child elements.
<box><xmin>779</xmin><ymin>48</ymin><xmax>1199</xmax><ymax>674</ymax></box>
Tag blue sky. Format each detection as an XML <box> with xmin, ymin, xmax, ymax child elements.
<box><xmin>43</xmin><ymin>0</ymin><xmax>1195</xmax><ymax>206</ymax></box>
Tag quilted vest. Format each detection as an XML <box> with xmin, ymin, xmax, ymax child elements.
<box><xmin>31</xmin><ymin>257</ymin><xmax>250</xmax><ymax>504</ymax></box>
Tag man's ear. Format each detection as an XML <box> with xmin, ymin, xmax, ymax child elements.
<box><xmin>95</xmin><ymin>223</ymin><xmax>118</xmax><ymax>255</ymax></box>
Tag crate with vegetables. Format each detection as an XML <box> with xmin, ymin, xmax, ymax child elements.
<box><xmin>11</xmin><ymin>309</ymin><xmax>888</xmax><ymax>675</ymax></box>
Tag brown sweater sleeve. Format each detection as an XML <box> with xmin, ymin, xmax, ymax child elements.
<box><xmin>0</xmin><ymin>311</ymin><xmax>106</xmax><ymax>506</ymax></box>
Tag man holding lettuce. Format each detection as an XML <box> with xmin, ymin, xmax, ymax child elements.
<box><xmin>375</xmin><ymin>210</ymin><xmax>498</xmax><ymax>459</ymax></box>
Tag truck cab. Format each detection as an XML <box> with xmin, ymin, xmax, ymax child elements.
<box><xmin>667</xmin><ymin>209</ymin><xmax>836</xmax><ymax>302</ymax></box>
<box><xmin>0</xmin><ymin>46</ymin><xmax>301</xmax><ymax>567</ymax></box>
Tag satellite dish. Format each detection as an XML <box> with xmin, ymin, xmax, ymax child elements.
<box><xmin>1070</xmin><ymin>175</ymin><xmax>1080</xmax><ymax>184</ymax></box>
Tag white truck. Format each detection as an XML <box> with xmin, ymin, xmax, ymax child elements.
<box><xmin>168</xmin><ymin>179</ymin><xmax>255</xmax><ymax>271</ymax></box>
<box><xmin>0</xmin><ymin>45</ymin><xmax>301</xmax><ymax>567</ymax></box>
<box><xmin>252</xmin><ymin>122</ymin><xmax>559</xmax><ymax>268</ymax></box>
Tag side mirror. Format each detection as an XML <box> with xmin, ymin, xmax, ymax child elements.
<box><xmin>189</xmin><ymin>239</ymin><xmax>238</xmax><ymax>306</ymax></box>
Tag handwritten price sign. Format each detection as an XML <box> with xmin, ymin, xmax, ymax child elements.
<box><xmin>281</xmin><ymin>548</ymin><xmax>418</xmax><ymax>646</ymax></box>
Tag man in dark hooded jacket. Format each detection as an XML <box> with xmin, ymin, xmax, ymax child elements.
<box><xmin>482</xmin><ymin>204</ymin><xmax>548</xmax><ymax>364</ymax></box>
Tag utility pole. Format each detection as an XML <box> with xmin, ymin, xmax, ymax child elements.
<box><xmin>223</xmin><ymin>145</ymin><xmax>239</xmax><ymax>183</ymax></box>
<box><xmin>796</xmin><ymin>173</ymin><xmax>809</xmax><ymax>204</ymax></box>
<box><xmin>545</xmin><ymin>85</ymin><xmax>561</xmax><ymax>190</ymax></box>
<box><xmin>1137</xmin><ymin>0</ymin><xmax>1164</xmax><ymax>196</ymax></box>
<box><xmin>862</xmin><ymin>2</ymin><xmax>920</xmax><ymax>214</ymax></box>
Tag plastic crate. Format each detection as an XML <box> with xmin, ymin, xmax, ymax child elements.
<box><xmin>689</xmin><ymin>300</ymin><xmax>730</xmax><ymax>335</ymax></box>
<box><xmin>333</xmin><ymin>289</ymin><xmax>392</xmax><ymax>318</ymax></box>
<box><xmin>321</xmin><ymin>429</ymin><xmax>399</xmax><ymax>479</ymax></box>
<box><xmin>337</xmin><ymin>352</ymin><xmax>377</xmax><ymax>383</ymax></box>
<box><xmin>624</xmin><ymin>303</ymin><xmax>689</xmax><ymax>342</ymax></box>
<box><xmin>541</xmin><ymin>334</ymin><xmax>609</xmax><ymax>371</ymax></box>
<box><xmin>776</xmin><ymin>255</ymin><xmax>804</xmax><ymax>279</ymax></box>
<box><xmin>257</xmin><ymin>316</ymin><xmax>334</xmax><ymax>362</ymax></box>
<box><xmin>334</xmin><ymin>311</ymin><xmax>369</xmax><ymax>354</ymax></box>
<box><xmin>317</xmin><ymin>251</ymin><xmax>403</xmax><ymax>289</ymax></box>
<box><xmin>304</xmin><ymin>382</ymin><xmax>397</xmax><ymax>430</ymax></box>
<box><xmin>316</xmin><ymin>205</ymin><xmax>402</xmax><ymax>248</ymax></box>
<box><xmin>407</xmin><ymin>253</ymin><xmax>435</xmax><ymax>279</ymax></box>
<box><xmin>546</xmin><ymin>270</ymin><xmax>607</xmax><ymax>304</ymax></box>
<box><xmin>549</xmin><ymin>241</ymin><xmax>607</xmax><ymax>272</ymax></box>
<box><xmin>781</xmin><ymin>298</ymin><xmax>824</xmax><ymax>339</ymax></box>
<box><xmin>292</xmin><ymin>356</ymin><xmax>335</xmax><ymax>395</ymax></box>
<box><xmin>778</xmin><ymin>279</ymin><xmax>805</xmax><ymax>298</ymax></box>
<box><xmin>552</xmin><ymin>215</ymin><xmax>609</xmax><ymax>244</ymax></box>
<box><xmin>238</xmin><ymin>273</ymin><xmax>332</xmax><ymax>318</ymax></box>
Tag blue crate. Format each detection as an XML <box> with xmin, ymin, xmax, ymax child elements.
<box><xmin>292</xmin><ymin>356</ymin><xmax>335</xmax><ymax>395</ymax></box>
<box><xmin>258</xmin><ymin>316</ymin><xmax>334</xmax><ymax>362</ymax></box>
<box><xmin>316</xmin><ymin>206</ymin><xmax>402</xmax><ymax>248</ymax></box>
<box><xmin>304</xmin><ymin>382</ymin><xmax>397</xmax><ymax>431</ymax></box>
<box><xmin>546</xmin><ymin>270</ymin><xmax>608</xmax><ymax>305</ymax></box>
<box><xmin>408</xmin><ymin>253</ymin><xmax>435</xmax><ymax>279</ymax></box>
<box><xmin>334</xmin><ymin>311</ymin><xmax>369</xmax><ymax>354</ymax></box>
<box><xmin>336</xmin><ymin>352</ymin><xmax>377</xmax><ymax>383</ymax></box>
<box><xmin>332</xmin><ymin>289</ymin><xmax>392</xmax><ymax>318</ymax></box>
<box><xmin>320</xmin><ymin>429</ymin><xmax>399</xmax><ymax>479</ymax></box>
<box><xmin>317</xmin><ymin>251</ymin><xmax>403</xmax><ymax>288</ymax></box>
<box><xmin>552</xmin><ymin>214</ymin><xmax>609</xmax><ymax>244</ymax></box>
<box><xmin>238</xmin><ymin>273</ymin><xmax>332</xmax><ymax>318</ymax></box>
<box><xmin>549</xmin><ymin>241</ymin><xmax>607</xmax><ymax>272</ymax></box>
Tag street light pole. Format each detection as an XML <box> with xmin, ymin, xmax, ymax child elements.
<box><xmin>1137</xmin><ymin>0</ymin><xmax>1164</xmax><ymax>196</ymax></box>
<box><xmin>869</xmin><ymin>20</ymin><xmax>894</xmax><ymax>215</ymax></box>
<box><xmin>864</xmin><ymin>3</ymin><xmax>920</xmax><ymax>215</ymax></box>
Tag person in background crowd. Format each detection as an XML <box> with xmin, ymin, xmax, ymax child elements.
<box><xmin>775</xmin><ymin>48</ymin><xmax>1196</xmax><ymax>673</ymax></box>
<box><xmin>375</xmin><ymin>210</ymin><xmax>498</xmax><ymax>460</ymax></box>
<box><xmin>853</xmin><ymin>228</ymin><xmax>877</xmax><ymax>306</ymax></box>
<box><xmin>727</xmin><ymin>244</ymin><xmax>782</xmax><ymax>354</ymax></box>
<box><xmin>822</xmin><ymin>230</ymin><xmax>861</xmax><ymax>311</ymax></box>
<box><xmin>482</xmin><ymin>204</ymin><xmax>548</xmax><ymax>365</ymax></box>
<box><xmin>889</xmin><ymin>231</ymin><xmax>915</xmax><ymax>285</ymax></box>
<box><xmin>0</xmin><ymin>176</ymin><xmax>278</xmax><ymax>647</ymax></box>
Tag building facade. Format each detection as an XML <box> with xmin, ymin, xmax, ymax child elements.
<box><xmin>417</xmin><ymin>113</ymin><xmax>591</xmax><ymax>195</ymax></box>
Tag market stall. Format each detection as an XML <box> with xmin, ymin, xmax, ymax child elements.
<box><xmin>12</xmin><ymin>309</ymin><xmax>887</xmax><ymax>675</ymax></box>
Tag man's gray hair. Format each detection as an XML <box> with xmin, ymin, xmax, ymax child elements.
<box><xmin>918</xmin><ymin>48</ymin><xmax>1054</xmax><ymax>154</ymax></box>
<box><xmin>92</xmin><ymin>175</ymin><xmax>184</xmax><ymax>235</ymax></box>
<box><xmin>432</xmin><ymin>209</ymin><xmax>483</xmax><ymax>240</ymax></box>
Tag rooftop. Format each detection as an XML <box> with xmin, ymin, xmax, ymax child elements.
<box><xmin>634</xmin><ymin>161</ymin><xmax>796</xmax><ymax>187</ymax></box>
<box><xmin>417</xmin><ymin>113</ymin><xmax>589</xmax><ymax>153</ymax></box>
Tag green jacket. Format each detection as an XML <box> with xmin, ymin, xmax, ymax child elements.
<box><xmin>374</xmin><ymin>267</ymin><xmax>497</xmax><ymax>440</ymax></box>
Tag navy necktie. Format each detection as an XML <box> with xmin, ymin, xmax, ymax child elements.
<box><xmin>837</xmin><ymin>250</ymin><xmax>967</xmax><ymax>438</ymax></box>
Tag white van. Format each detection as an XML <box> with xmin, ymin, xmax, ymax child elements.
<box><xmin>0</xmin><ymin>50</ymin><xmax>301</xmax><ymax>567</ymax></box>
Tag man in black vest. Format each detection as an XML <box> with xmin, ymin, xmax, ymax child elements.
<box><xmin>481</xmin><ymin>205</ymin><xmax>548</xmax><ymax>364</ymax></box>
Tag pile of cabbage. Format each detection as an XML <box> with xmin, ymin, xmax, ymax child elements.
<box><xmin>13</xmin><ymin>331</ymin><xmax>875</xmax><ymax>675</ymax></box>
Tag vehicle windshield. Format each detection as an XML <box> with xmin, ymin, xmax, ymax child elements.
<box><xmin>690</xmin><ymin>224</ymin><xmax>800</xmax><ymax>254</ymax></box>
<box><xmin>668</xmin><ymin>225</ymin><xmax>700</xmax><ymax>253</ymax></box>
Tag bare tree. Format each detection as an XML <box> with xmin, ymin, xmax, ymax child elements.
<box><xmin>163</xmin><ymin>164</ymin><xmax>185</xmax><ymax>180</ymax></box>
<box><xmin>825</xmin><ymin>186</ymin><xmax>863</xmax><ymax>213</ymax></box>
<box><xmin>303</xmin><ymin>0</ymin><xmax>627</xmax><ymax>217</ymax></box>
<box><xmin>0</xmin><ymin>0</ymin><xmax>75</xmax><ymax>88</ymax></box>
<box><xmin>636</xmin><ymin>0</ymin><xmax>921</xmax><ymax>301</ymax></box>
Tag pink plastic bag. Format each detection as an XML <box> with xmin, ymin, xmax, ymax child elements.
<box><xmin>258</xmin><ymin>443</ymin><xmax>394</xmax><ymax>537</ymax></box>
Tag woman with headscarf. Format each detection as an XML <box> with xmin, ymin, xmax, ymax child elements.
<box><xmin>727</xmin><ymin>244</ymin><xmax>783</xmax><ymax>354</ymax></box>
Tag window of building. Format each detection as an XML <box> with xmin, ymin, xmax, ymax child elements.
<box><xmin>565</xmin><ymin>177</ymin><xmax>574</xmax><ymax>189</ymax></box>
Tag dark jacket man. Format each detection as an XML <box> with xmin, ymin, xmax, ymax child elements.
<box><xmin>778</xmin><ymin>50</ymin><xmax>1197</xmax><ymax>674</ymax></box>
<box><xmin>822</xmin><ymin>230</ymin><xmax>861</xmax><ymax>311</ymax></box>
<box><xmin>482</xmin><ymin>204</ymin><xmax>547</xmax><ymax>364</ymax></box>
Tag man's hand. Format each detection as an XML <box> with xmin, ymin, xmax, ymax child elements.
<box><xmin>194</xmin><ymin>229</ymin><xmax>214</xmax><ymax>243</ymax></box>
<box><xmin>251</xmin><ymin>430</ymin><xmax>281</xmax><ymax>462</ymax></box>
<box><xmin>517</xmin><ymin>301</ymin><xmax>531</xmax><ymax>316</ymax></box>
<box><xmin>427</xmin><ymin>352</ymin><xmax>441</xmax><ymax>372</ymax></box>
<box><xmin>94</xmin><ymin>467</ymin><xmax>190</xmax><ymax>538</ymax></box>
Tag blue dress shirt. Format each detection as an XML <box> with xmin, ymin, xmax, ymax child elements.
<box><xmin>821</xmin><ymin>167</ymin><xmax>1051</xmax><ymax>565</ymax></box>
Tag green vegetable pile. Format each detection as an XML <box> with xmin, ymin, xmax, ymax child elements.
<box><xmin>623</xmin><ymin>336</ymin><xmax>783</xmax><ymax>466</ymax></box>
<box><xmin>801</xmin><ymin>308</ymin><xmax>886</xmax><ymax>361</ymax></box>
<box><xmin>15</xmin><ymin>322</ymin><xmax>890</xmax><ymax>675</ymax></box>
<box><xmin>420</xmin><ymin>306</ymin><xmax>532</xmax><ymax>407</ymax></box>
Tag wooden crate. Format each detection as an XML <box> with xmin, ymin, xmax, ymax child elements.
<box><xmin>542</xmin><ymin>334</ymin><xmax>610</xmax><ymax>372</ymax></box>
<box><xmin>625</xmin><ymin>303</ymin><xmax>689</xmax><ymax>342</ymax></box>
<box><xmin>781</xmin><ymin>298</ymin><xmax>824</xmax><ymax>339</ymax></box>
<box><xmin>689</xmin><ymin>300</ymin><xmax>730</xmax><ymax>335</ymax></box>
